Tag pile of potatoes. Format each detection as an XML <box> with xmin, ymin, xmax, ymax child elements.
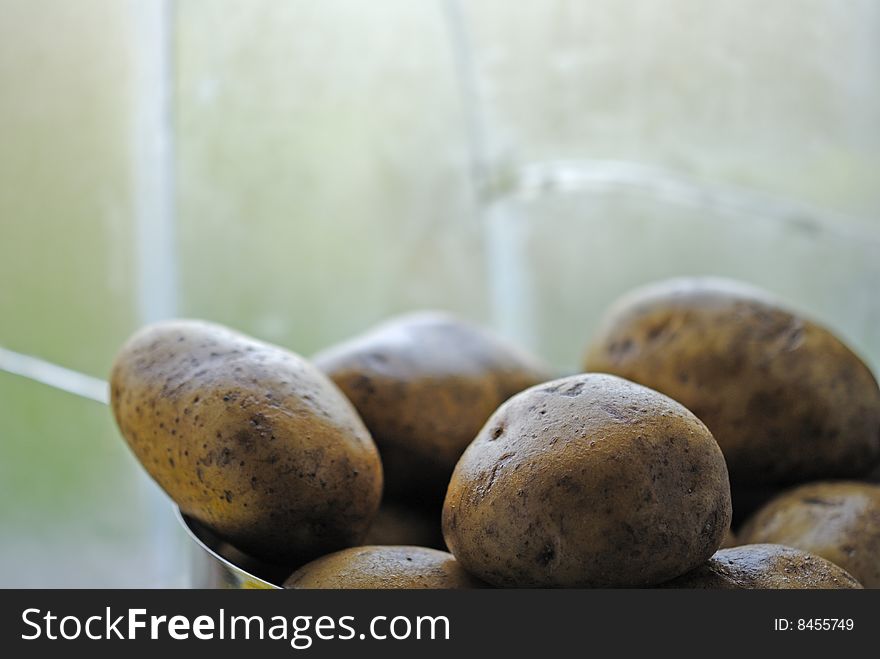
<box><xmin>110</xmin><ymin>278</ymin><xmax>880</xmax><ymax>588</ymax></box>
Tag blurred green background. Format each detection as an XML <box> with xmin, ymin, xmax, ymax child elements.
<box><xmin>1</xmin><ymin>0</ymin><xmax>879</xmax><ymax>586</ymax></box>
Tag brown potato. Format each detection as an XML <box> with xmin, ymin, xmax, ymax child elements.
<box><xmin>720</xmin><ymin>527</ymin><xmax>738</xmax><ymax>549</ymax></box>
<box><xmin>313</xmin><ymin>311</ymin><xmax>552</xmax><ymax>503</ymax></box>
<box><xmin>442</xmin><ymin>373</ymin><xmax>732</xmax><ymax>587</ymax></box>
<box><xmin>584</xmin><ymin>277</ymin><xmax>880</xmax><ymax>486</ymax></box>
<box><xmin>660</xmin><ymin>544</ymin><xmax>862</xmax><ymax>589</ymax></box>
<box><xmin>283</xmin><ymin>546</ymin><xmax>485</xmax><ymax>589</ymax></box>
<box><xmin>110</xmin><ymin>320</ymin><xmax>383</xmax><ymax>565</ymax></box>
<box><xmin>739</xmin><ymin>481</ymin><xmax>880</xmax><ymax>588</ymax></box>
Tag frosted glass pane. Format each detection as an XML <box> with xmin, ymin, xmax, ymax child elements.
<box><xmin>0</xmin><ymin>0</ymin><xmax>181</xmax><ymax>587</ymax></box>
<box><xmin>0</xmin><ymin>373</ymin><xmax>171</xmax><ymax>586</ymax></box>
<box><xmin>0</xmin><ymin>0</ymin><xmax>138</xmax><ymax>376</ymax></box>
<box><xmin>176</xmin><ymin>0</ymin><xmax>483</xmax><ymax>354</ymax></box>
<box><xmin>492</xmin><ymin>190</ymin><xmax>880</xmax><ymax>371</ymax></box>
<box><xmin>465</xmin><ymin>0</ymin><xmax>880</xmax><ymax>218</ymax></box>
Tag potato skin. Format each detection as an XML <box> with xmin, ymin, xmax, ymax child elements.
<box><xmin>660</xmin><ymin>544</ymin><xmax>862</xmax><ymax>589</ymax></box>
<box><xmin>110</xmin><ymin>320</ymin><xmax>383</xmax><ymax>565</ymax></box>
<box><xmin>313</xmin><ymin>311</ymin><xmax>552</xmax><ymax>503</ymax></box>
<box><xmin>739</xmin><ymin>481</ymin><xmax>880</xmax><ymax>588</ymax></box>
<box><xmin>584</xmin><ymin>277</ymin><xmax>880</xmax><ymax>486</ymax></box>
<box><xmin>442</xmin><ymin>373</ymin><xmax>732</xmax><ymax>588</ymax></box>
<box><xmin>283</xmin><ymin>546</ymin><xmax>485</xmax><ymax>589</ymax></box>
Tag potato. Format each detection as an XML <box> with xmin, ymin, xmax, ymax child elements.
<box><xmin>584</xmin><ymin>277</ymin><xmax>880</xmax><ymax>486</ymax></box>
<box><xmin>313</xmin><ymin>311</ymin><xmax>552</xmax><ymax>503</ymax></box>
<box><xmin>442</xmin><ymin>373</ymin><xmax>732</xmax><ymax>587</ymax></box>
<box><xmin>739</xmin><ymin>481</ymin><xmax>880</xmax><ymax>588</ymax></box>
<box><xmin>660</xmin><ymin>544</ymin><xmax>862</xmax><ymax>589</ymax></box>
<box><xmin>110</xmin><ymin>320</ymin><xmax>383</xmax><ymax>565</ymax></box>
<box><xmin>720</xmin><ymin>527</ymin><xmax>738</xmax><ymax>549</ymax></box>
<box><xmin>283</xmin><ymin>546</ymin><xmax>485</xmax><ymax>589</ymax></box>
<box><xmin>363</xmin><ymin>501</ymin><xmax>445</xmax><ymax>550</ymax></box>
